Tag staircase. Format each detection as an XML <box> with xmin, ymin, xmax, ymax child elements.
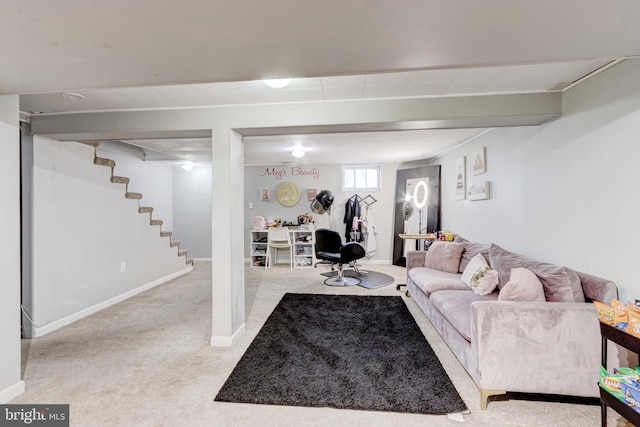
<box><xmin>81</xmin><ymin>141</ymin><xmax>194</xmax><ymax>266</ymax></box>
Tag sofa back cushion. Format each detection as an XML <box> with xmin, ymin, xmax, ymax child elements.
<box><xmin>489</xmin><ymin>244</ymin><xmax>585</xmax><ymax>303</ymax></box>
<box><xmin>424</xmin><ymin>241</ymin><xmax>464</xmax><ymax>273</ymax></box>
<box><xmin>454</xmin><ymin>235</ymin><xmax>491</xmax><ymax>273</ymax></box>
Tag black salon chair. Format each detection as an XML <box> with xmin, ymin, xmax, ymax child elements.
<box><xmin>314</xmin><ymin>228</ymin><xmax>366</xmax><ymax>286</ymax></box>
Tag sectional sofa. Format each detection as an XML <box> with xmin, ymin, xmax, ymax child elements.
<box><xmin>405</xmin><ymin>237</ymin><xmax>624</xmax><ymax>409</ymax></box>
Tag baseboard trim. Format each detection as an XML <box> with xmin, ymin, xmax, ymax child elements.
<box><xmin>0</xmin><ymin>380</ymin><xmax>25</xmax><ymax>403</ymax></box>
<box><xmin>33</xmin><ymin>266</ymin><xmax>194</xmax><ymax>337</ymax></box>
<box><xmin>211</xmin><ymin>323</ymin><xmax>246</xmax><ymax>347</ymax></box>
<box><xmin>194</xmin><ymin>258</ymin><xmax>212</xmax><ymax>261</ymax></box>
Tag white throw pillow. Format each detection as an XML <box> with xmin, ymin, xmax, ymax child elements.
<box><xmin>461</xmin><ymin>253</ymin><xmax>489</xmax><ymax>287</ymax></box>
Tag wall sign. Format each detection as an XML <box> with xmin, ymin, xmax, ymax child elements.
<box><xmin>261</xmin><ymin>167</ymin><xmax>321</xmax><ymax>180</ymax></box>
<box><xmin>276</xmin><ymin>182</ymin><xmax>301</xmax><ymax>207</ymax></box>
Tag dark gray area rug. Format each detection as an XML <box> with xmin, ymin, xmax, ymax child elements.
<box><xmin>214</xmin><ymin>293</ymin><xmax>467</xmax><ymax>415</ymax></box>
<box><xmin>320</xmin><ymin>269</ymin><xmax>395</xmax><ymax>289</ymax></box>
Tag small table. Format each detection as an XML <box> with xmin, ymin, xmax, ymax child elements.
<box><xmin>399</xmin><ymin>233</ymin><xmax>436</xmax><ymax>251</ymax></box>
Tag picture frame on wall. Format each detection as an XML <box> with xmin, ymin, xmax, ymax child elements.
<box><xmin>467</xmin><ymin>181</ymin><xmax>490</xmax><ymax>201</ymax></box>
<box><xmin>456</xmin><ymin>157</ymin><xmax>466</xmax><ymax>200</ymax></box>
<box><xmin>260</xmin><ymin>189</ymin><xmax>270</xmax><ymax>201</ymax></box>
<box><xmin>307</xmin><ymin>189</ymin><xmax>317</xmax><ymax>201</ymax></box>
<box><xmin>472</xmin><ymin>147</ymin><xmax>486</xmax><ymax>175</ymax></box>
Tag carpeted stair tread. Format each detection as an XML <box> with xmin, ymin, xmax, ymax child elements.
<box><xmin>150</xmin><ymin>219</ymin><xmax>163</xmax><ymax>226</ymax></box>
<box><xmin>160</xmin><ymin>231</ymin><xmax>172</xmax><ymax>237</ymax></box>
<box><xmin>94</xmin><ymin>157</ymin><xmax>115</xmax><ymax>168</ymax></box>
<box><xmin>138</xmin><ymin>207</ymin><xmax>153</xmax><ymax>214</ymax></box>
<box><xmin>125</xmin><ymin>192</ymin><xmax>143</xmax><ymax>199</ymax></box>
<box><xmin>170</xmin><ymin>240</ymin><xmax>180</xmax><ymax>247</ymax></box>
<box><xmin>178</xmin><ymin>250</ymin><xmax>188</xmax><ymax>257</ymax></box>
<box><xmin>110</xmin><ymin>176</ymin><xmax>130</xmax><ymax>184</ymax></box>
<box><xmin>186</xmin><ymin>258</ymin><xmax>194</xmax><ymax>265</ymax></box>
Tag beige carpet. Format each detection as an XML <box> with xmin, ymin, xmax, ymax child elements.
<box><xmin>12</xmin><ymin>261</ymin><xmax>630</xmax><ymax>426</ymax></box>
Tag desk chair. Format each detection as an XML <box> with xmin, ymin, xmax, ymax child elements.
<box><xmin>265</xmin><ymin>227</ymin><xmax>293</xmax><ymax>269</ymax></box>
<box><xmin>314</xmin><ymin>228</ymin><xmax>365</xmax><ymax>286</ymax></box>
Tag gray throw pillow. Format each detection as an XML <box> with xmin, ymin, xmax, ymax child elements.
<box><xmin>454</xmin><ymin>235</ymin><xmax>491</xmax><ymax>273</ymax></box>
<box><xmin>488</xmin><ymin>244</ymin><xmax>585</xmax><ymax>303</ymax></box>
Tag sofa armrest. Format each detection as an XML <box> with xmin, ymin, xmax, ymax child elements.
<box><xmin>470</xmin><ymin>301</ymin><xmax>602</xmax><ymax>397</ymax></box>
<box><xmin>406</xmin><ymin>251</ymin><xmax>426</xmax><ymax>269</ymax></box>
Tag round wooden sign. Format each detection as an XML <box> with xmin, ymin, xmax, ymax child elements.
<box><xmin>276</xmin><ymin>182</ymin><xmax>301</xmax><ymax>207</ymax></box>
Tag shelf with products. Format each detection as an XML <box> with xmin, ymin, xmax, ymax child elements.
<box><xmin>600</xmin><ymin>322</ymin><xmax>640</xmax><ymax>426</ymax></box>
<box><xmin>250</xmin><ymin>230</ymin><xmax>268</xmax><ymax>268</ymax></box>
<box><xmin>249</xmin><ymin>228</ymin><xmax>315</xmax><ymax>269</ymax></box>
<box><xmin>291</xmin><ymin>229</ymin><xmax>315</xmax><ymax>269</ymax></box>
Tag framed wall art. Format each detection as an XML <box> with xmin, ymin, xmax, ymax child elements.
<box><xmin>467</xmin><ymin>181</ymin><xmax>490</xmax><ymax>201</ymax></box>
<box><xmin>472</xmin><ymin>147</ymin><xmax>486</xmax><ymax>175</ymax></box>
<box><xmin>260</xmin><ymin>189</ymin><xmax>270</xmax><ymax>201</ymax></box>
<box><xmin>456</xmin><ymin>157</ymin><xmax>466</xmax><ymax>200</ymax></box>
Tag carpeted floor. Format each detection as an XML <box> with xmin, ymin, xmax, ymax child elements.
<box><xmin>11</xmin><ymin>261</ymin><xmax>628</xmax><ymax>426</ymax></box>
<box><xmin>215</xmin><ymin>293</ymin><xmax>467</xmax><ymax>415</ymax></box>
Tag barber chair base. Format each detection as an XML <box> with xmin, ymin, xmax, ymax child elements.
<box><xmin>324</xmin><ymin>276</ymin><xmax>360</xmax><ymax>286</ymax></box>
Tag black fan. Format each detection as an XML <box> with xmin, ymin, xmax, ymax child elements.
<box><xmin>310</xmin><ymin>190</ymin><xmax>334</xmax><ymax>214</ymax></box>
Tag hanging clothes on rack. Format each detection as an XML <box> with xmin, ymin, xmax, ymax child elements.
<box><xmin>363</xmin><ymin>203</ymin><xmax>377</xmax><ymax>257</ymax></box>
<box><xmin>344</xmin><ymin>194</ymin><xmax>363</xmax><ymax>242</ymax></box>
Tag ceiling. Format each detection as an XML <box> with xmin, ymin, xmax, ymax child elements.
<box><xmin>5</xmin><ymin>1</ymin><xmax>640</xmax><ymax>166</ymax></box>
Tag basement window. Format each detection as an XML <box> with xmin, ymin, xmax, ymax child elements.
<box><xmin>342</xmin><ymin>166</ymin><xmax>381</xmax><ymax>192</ymax></box>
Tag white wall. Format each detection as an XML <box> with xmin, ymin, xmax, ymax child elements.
<box><xmin>432</xmin><ymin>59</ymin><xmax>640</xmax><ymax>303</ymax></box>
<box><xmin>31</xmin><ymin>137</ymin><xmax>192</xmax><ymax>336</ymax></box>
<box><xmin>0</xmin><ymin>95</ymin><xmax>24</xmax><ymax>402</ymax></box>
<box><xmin>244</xmin><ymin>163</ymin><xmax>399</xmax><ymax>263</ymax></box>
<box><xmin>97</xmin><ymin>145</ymin><xmax>174</xmax><ymax>231</ymax></box>
<box><xmin>173</xmin><ymin>166</ymin><xmax>212</xmax><ymax>258</ymax></box>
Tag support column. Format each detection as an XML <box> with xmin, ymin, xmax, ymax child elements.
<box><xmin>0</xmin><ymin>95</ymin><xmax>25</xmax><ymax>402</ymax></box>
<box><xmin>210</xmin><ymin>128</ymin><xmax>245</xmax><ymax>346</ymax></box>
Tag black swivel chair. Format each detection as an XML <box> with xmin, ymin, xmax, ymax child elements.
<box><xmin>314</xmin><ymin>228</ymin><xmax>366</xmax><ymax>286</ymax></box>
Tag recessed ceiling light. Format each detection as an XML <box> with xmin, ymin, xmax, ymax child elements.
<box><xmin>263</xmin><ymin>78</ymin><xmax>292</xmax><ymax>89</ymax></box>
<box><xmin>181</xmin><ymin>161</ymin><xmax>194</xmax><ymax>171</ymax></box>
<box><xmin>291</xmin><ymin>147</ymin><xmax>305</xmax><ymax>158</ymax></box>
<box><xmin>61</xmin><ymin>92</ymin><xmax>85</xmax><ymax>100</ymax></box>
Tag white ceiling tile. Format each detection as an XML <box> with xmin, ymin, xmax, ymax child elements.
<box><xmin>321</xmin><ymin>75</ymin><xmax>366</xmax><ymax>87</ymax></box>
<box><xmin>323</xmin><ymin>86</ymin><xmax>364</xmax><ymax>100</ymax></box>
<box><xmin>194</xmin><ymin>82</ymin><xmax>244</xmax><ymax>95</ymax></box>
<box><xmin>203</xmin><ymin>92</ymin><xmax>249</xmax><ymax>105</ymax></box>
<box><xmin>244</xmin><ymin>88</ymin><xmax>325</xmax><ymax>103</ymax></box>
<box><xmin>151</xmin><ymin>85</ymin><xmax>204</xmax><ymax>97</ymax></box>
<box><xmin>408</xmin><ymin>69</ymin><xmax>458</xmax><ymax>83</ymax></box>
<box><xmin>445</xmin><ymin>79</ymin><xmax>495</xmax><ymax>94</ymax></box>
<box><xmin>403</xmin><ymin>81</ymin><xmax>450</xmax><ymax>96</ymax></box>
<box><xmin>365</xmin><ymin>72</ymin><xmax>413</xmax><ymax>85</ymax></box>
<box><xmin>363</xmin><ymin>84</ymin><xmax>406</xmax><ymax>98</ymax></box>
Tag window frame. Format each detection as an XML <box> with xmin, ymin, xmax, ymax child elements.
<box><xmin>341</xmin><ymin>165</ymin><xmax>381</xmax><ymax>192</ymax></box>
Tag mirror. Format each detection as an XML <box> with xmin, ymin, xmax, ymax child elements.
<box><xmin>392</xmin><ymin>165</ymin><xmax>440</xmax><ymax>266</ymax></box>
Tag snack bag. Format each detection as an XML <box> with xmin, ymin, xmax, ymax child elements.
<box><xmin>600</xmin><ymin>366</ymin><xmax>640</xmax><ymax>402</ymax></box>
<box><xmin>611</xmin><ymin>299</ymin><xmax>630</xmax><ymax>331</ymax></box>
<box><xmin>594</xmin><ymin>301</ymin><xmax>616</xmax><ymax>325</ymax></box>
<box><xmin>628</xmin><ymin>310</ymin><xmax>640</xmax><ymax>339</ymax></box>
<box><xmin>621</xmin><ymin>381</ymin><xmax>640</xmax><ymax>413</ymax></box>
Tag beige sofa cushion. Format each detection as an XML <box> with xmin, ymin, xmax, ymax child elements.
<box><xmin>408</xmin><ymin>267</ymin><xmax>468</xmax><ymax>296</ymax></box>
<box><xmin>430</xmin><ymin>290</ymin><xmax>499</xmax><ymax>341</ymax></box>
<box><xmin>424</xmin><ymin>241</ymin><xmax>464</xmax><ymax>273</ymax></box>
<box><xmin>489</xmin><ymin>244</ymin><xmax>585</xmax><ymax>303</ymax></box>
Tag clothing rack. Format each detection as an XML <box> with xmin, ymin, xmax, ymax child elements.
<box><xmin>363</xmin><ymin>194</ymin><xmax>377</xmax><ymax>207</ymax></box>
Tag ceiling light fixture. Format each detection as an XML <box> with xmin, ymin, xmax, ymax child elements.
<box><xmin>263</xmin><ymin>78</ymin><xmax>292</xmax><ymax>89</ymax></box>
<box><xmin>181</xmin><ymin>161</ymin><xmax>194</xmax><ymax>171</ymax></box>
<box><xmin>291</xmin><ymin>147</ymin><xmax>305</xmax><ymax>158</ymax></box>
<box><xmin>61</xmin><ymin>92</ymin><xmax>85</xmax><ymax>100</ymax></box>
